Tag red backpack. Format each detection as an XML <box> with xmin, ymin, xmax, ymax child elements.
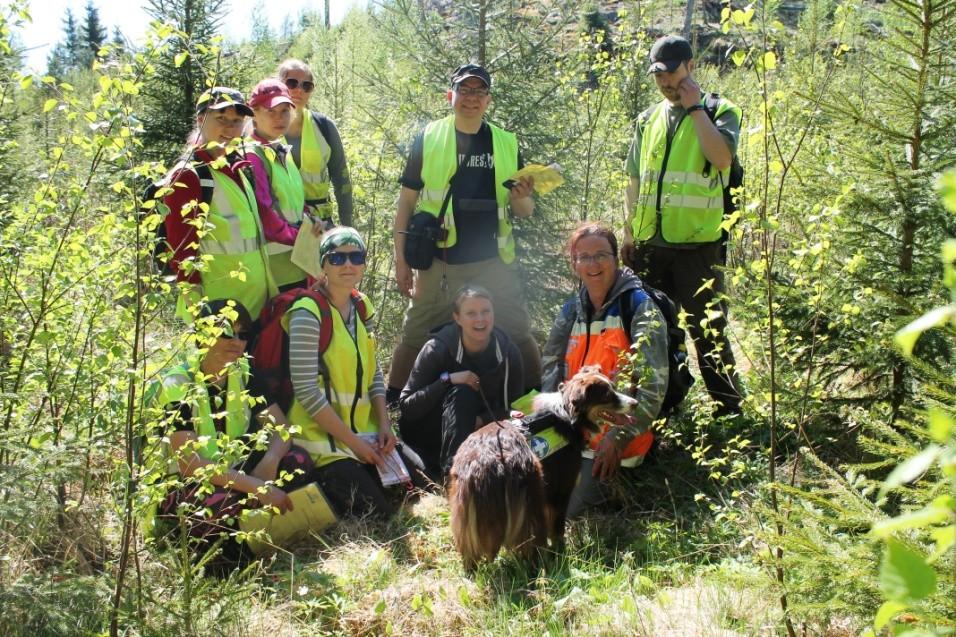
<box><xmin>252</xmin><ymin>287</ymin><xmax>372</xmax><ymax>412</ymax></box>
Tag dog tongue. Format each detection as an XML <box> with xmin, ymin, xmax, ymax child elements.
<box><xmin>600</xmin><ymin>410</ymin><xmax>635</xmax><ymax>427</ymax></box>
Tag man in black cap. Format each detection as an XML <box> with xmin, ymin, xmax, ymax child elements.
<box><xmin>386</xmin><ymin>63</ymin><xmax>541</xmax><ymax>402</ymax></box>
<box><xmin>622</xmin><ymin>35</ymin><xmax>744</xmax><ymax>418</ymax></box>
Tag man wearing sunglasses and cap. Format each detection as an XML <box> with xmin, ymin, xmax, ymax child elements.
<box><xmin>622</xmin><ymin>35</ymin><xmax>744</xmax><ymax>419</ymax></box>
<box><xmin>386</xmin><ymin>63</ymin><xmax>542</xmax><ymax>402</ymax></box>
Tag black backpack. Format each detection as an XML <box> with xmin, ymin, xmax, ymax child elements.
<box><xmin>621</xmin><ymin>283</ymin><xmax>694</xmax><ymax>415</ymax></box>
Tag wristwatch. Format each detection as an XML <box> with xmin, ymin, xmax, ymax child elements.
<box><xmin>686</xmin><ymin>103</ymin><xmax>705</xmax><ymax>114</ymax></box>
<box><xmin>440</xmin><ymin>372</ymin><xmax>451</xmax><ymax>386</ymax></box>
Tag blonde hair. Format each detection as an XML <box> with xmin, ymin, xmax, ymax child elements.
<box><xmin>277</xmin><ymin>58</ymin><xmax>313</xmax><ymax>81</ymax></box>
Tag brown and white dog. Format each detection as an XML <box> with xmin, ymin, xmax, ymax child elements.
<box><xmin>448</xmin><ymin>365</ymin><xmax>638</xmax><ymax>570</ymax></box>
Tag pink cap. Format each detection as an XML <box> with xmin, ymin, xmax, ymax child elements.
<box><xmin>248</xmin><ymin>79</ymin><xmax>295</xmax><ymax>109</ymax></box>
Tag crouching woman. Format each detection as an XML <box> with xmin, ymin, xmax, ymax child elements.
<box><xmin>153</xmin><ymin>300</ymin><xmax>314</xmax><ymax>571</ymax></box>
<box><xmin>283</xmin><ymin>227</ymin><xmax>424</xmax><ymax>519</ymax></box>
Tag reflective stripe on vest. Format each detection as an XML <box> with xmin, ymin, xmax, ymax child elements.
<box><xmin>418</xmin><ymin>115</ymin><xmax>519</xmax><ymax>263</ymax></box>
<box><xmin>631</xmin><ymin>98</ymin><xmax>741</xmax><ymax>244</ymax></box>
<box><xmin>194</xmin><ymin>167</ymin><xmax>276</xmax><ymax>317</ymax></box>
<box><xmin>283</xmin><ymin>293</ymin><xmax>379</xmax><ymax>466</ymax></box>
<box><xmin>154</xmin><ymin>359</ymin><xmax>251</xmax><ymax>469</ymax></box>
<box><xmin>564</xmin><ymin>302</ymin><xmax>652</xmax><ymax>461</ymax></box>
<box><xmin>298</xmin><ymin>109</ymin><xmax>332</xmax><ymax>201</ymax></box>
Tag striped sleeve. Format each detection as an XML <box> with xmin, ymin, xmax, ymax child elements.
<box><xmin>288</xmin><ymin>309</ymin><xmax>330</xmax><ymax>419</ymax></box>
<box><xmin>364</xmin><ymin>314</ymin><xmax>386</xmax><ymax>400</ymax></box>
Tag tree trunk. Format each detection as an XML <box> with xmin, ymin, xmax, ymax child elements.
<box><xmin>683</xmin><ymin>0</ymin><xmax>695</xmax><ymax>38</ymax></box>
<box><xmin>325</xmin><ymin>0</ymin><xmax>331</xmax><ymax>29</ymax></box>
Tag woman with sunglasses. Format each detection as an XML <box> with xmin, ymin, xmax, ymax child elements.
<box><xmin>540</xmin><ymin>222</ymin><xmax>669</xmax><ymax>517</ymax></box>
<box><xmin>283</xmin><ymin>227</ymin><xmax>423</xmax><ymax>518</ymax></box>
<box><xmin>278</xmin><ymin>59</ymin><xmax>353</xmax><ymax>228</ymax></box>
<box><xmin>162</xmin><ymin>87</ymin><xmax>299</xmax><ymax>319</ymax></box>
<box><xmin>151</xmin><ymin>299</ymin><xmax>316</xmax><ymax>572</ymax></box>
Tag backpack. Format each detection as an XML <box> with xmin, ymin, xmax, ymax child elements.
<box><xmin>141</xmin><ymin>153</ymin><xmax>256</xmax><ymax>275</ymax></box>
<box><xmin>620</xmin><ymin>283</ymin><xmax>694</xmax><ymax>415</ymax></box>
<box><xmin>251</xmin><ymin>287</ymin><xmax>372</xmax><ymax>412</ymax></box>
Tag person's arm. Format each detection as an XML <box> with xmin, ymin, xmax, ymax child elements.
<box><xmin>398</xmin><ymin>340</ymin><xmax>451</xmax><ymax>420</ymax></box>
<box><xmin>622</xmin><ymin>125</ymin><xmax>643</xmax><ymax>266</ymax></box>
<box><xmin>540</xmin><ymin>299</ymin><xmax>575</xmax><ymax>392</ymax></box>
<box><xmin>169</xmin><ymin>428</ymin><xmax>293</xmax><ymax>512</ymax></box>
<box><xmin>288</xmin><ymin>309</ymin><xmax>384</xmax><ymax>467</ymax></box>
<box><xmin>393</xmin><ymin>186</ymin><xmax>419</xmax><ymax>297</ymax></box>
<box><xmin>163</xmin><ymin>168</ymin><xmax>203</xmax><ymax>285</ymax></box>
<box><xmin>363</xmin><ymin>316</ymin><xmax>396</xmax><ymax>454</ymax></box>
<box><xmin>679</xmin><ymin>77</ymin><xmax>733</xmax><ymax>171</ymax></box>
<box><xmin>246</xmin><ymin>149</ymin><xmax>299</xmax><ymax>246</ymax></box>
<box><xmin>508</xmin><ymin>178</ymin><xmax>534</xmax><ymax>218</ymax></box>
<box><xmin>317</xmin><ymin>115</ymin><xmax>354</xmax><ymax>226</ymax></box>
<box><xmin>248</xmin><ymin>403</ymin><xmax>294</xmax><ymax>482</ymax></box>
<box><xmin>394</xmin><ymin>133</ymin><xmax>425</xmax><ymax>297</ymax></box>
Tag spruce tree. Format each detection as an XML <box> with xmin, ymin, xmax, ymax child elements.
<box><xmin>79</xmin><ymin>0</ymin><xmax>107</xmax><ymax>66</ymax></box>
<box><xmin>139</xmin><ymin>0</ymin><xmax>228</xmax><ymax>160</ymax></box>
<box><xmin>46</xmin><ymin>9</ymin><xmax>81</xmax><ymax>76</ymax></box>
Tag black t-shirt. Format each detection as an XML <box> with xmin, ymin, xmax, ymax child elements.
<box><xmin>399</xmin><ymin>122</ymin><xmax>523</xmax><ymax>264</ymax></box>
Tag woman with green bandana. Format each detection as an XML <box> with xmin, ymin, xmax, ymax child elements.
<box><xmin>282</xmin><ymin>227</ymin><xmax>425</xmax><ymax>518</ymax></box>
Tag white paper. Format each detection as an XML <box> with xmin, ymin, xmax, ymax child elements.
<box><xmin>358</xmin><ymin>432</ymin><xmax>411</xmax><ymax>486</ymax></box>
<box><xmin>290</xmin><ymin>216</ymin><xmax>323</xmax><ymax>279</ymax></box>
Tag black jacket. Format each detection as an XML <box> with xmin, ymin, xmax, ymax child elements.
<box><xmin>399</xmin><ymin>322</ymin><xmax>524</xmax><ymax>422</ymax></box>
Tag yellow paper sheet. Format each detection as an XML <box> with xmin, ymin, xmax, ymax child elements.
<box><xmin>290</xmin><ymin>216</ymin><xmax>323</xmax><ymax>279</ymax></box>
<box><xmin>508</xmin><ymin>163</ymin><xmax>565</xmax><ymax>195</ymax></box>
<box><xmin>239</xmin><ymin>482</ymin><xmax>337</xmax><ymax>554</ymax></box>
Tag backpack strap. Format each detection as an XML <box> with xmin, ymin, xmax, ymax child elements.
<box><xmin>192</xmin><ymin>162</ymin><xmax>215</xmax><ymax>209</ymax></box>
<box><xmin>701</xmin><ymin>93</ymin><xmax>722</xmax><ymax>179</ymax></box>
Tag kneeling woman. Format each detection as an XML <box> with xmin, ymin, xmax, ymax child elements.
<box><xmin>156</xmin><ymin>300</ymin><xmax>314</xmax><ymax>570</ymax></box>
<box><xmin>398</xmin><ymin>286</ymin><xmax>524</xmax><ymax>480</ymax></box>
<box><xmin>284</xmin><ymin>227</ymin><xmax>422</xmax><ymax>517</ymax></box>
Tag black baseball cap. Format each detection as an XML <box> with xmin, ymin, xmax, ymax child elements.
<box><xmin>195</xmin><ymin>86</ymin><xmax>254</xmax><ymax>117</ymax></box>
<box><xmin>450</xmin><ymin>63</ymin><xmax>491</xmax><ymax>88</ymax></box>
<box><xmin>648</xmin><ymin>35</ymin><xmax>694</xmax><ymax>74</ymax></box>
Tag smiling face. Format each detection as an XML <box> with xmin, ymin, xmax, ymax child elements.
<box><xmin>198</xmin><ymin>106</ymin><xmax>246</xmax><ymax>147</ymax></box>
<box><xmin>454</xmin><ymin>295</ymin><xmax>495</xmax><ymax>350</ymax></box>
<box><xmin>448</xmin><ymin>77</ymin><xmax>491</xmax><ymax>123</ymax></box>
<box><xmin>572</xmin><ymin>234</ymin><xmax>618</xmax><ymax>300</ymax></box>
<box><xmin>321</xmin><ymin>244</ymin><xmax>366</xmax><ymax>292</ymax></box>
<box><xmin>253</xmin><ymin>102</ymin><xmax>294</xmax><ymax>141</ymax></box>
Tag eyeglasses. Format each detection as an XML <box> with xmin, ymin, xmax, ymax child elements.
<box><xmin>455</xmin><ymin>86</ymin><xmax>490</xmax><ymax>98</ymax></box>
<box><xmin>573</xmin><ymin>252</ymin><xmax>614</xmax><ymax>264</ymax></box>
<box><xmin>284</xmin><ymin>78</ymin><xmax>315</xmax><ymax>92</ymax></box>
<box><xmin>325</xmin><ymin>251</ymin><xmax>367</xmax><ymax>266</ymax></box>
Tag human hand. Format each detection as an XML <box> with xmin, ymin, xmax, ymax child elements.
<box><xmin>378</xmin><ymin>427</ymin><xmax>397</xmax><ymax>455</ymax></box>
<box><xmin>591</xmin><ymin>435</ymin><xmax>623</xmax><ymax>482</ymax></box>
<box><xmin>678</xmin><ymin>76</ymin><xmax>702</xmax><ymax>110</ymax></box>
<box><xmin>508</xmin><ymin>176</ymin><xmax>534</xmax><ymax>200</ymax></box>
<box><xmin>310</xmin><ymin>218</ymin><xmax>325</xmax><ymax>237</ymax></box>
<box><xmin>257</xmin><ymin>485</ymin><xmax>294</xmax><ymax>514</ymax></box>
<box><xmin>350</xmin><ymin>435</ymin><xmax>386</xmax><ymax>469</ymax></box>
<box><xmin>450</xmin><ymin>370</ymin><xmax>481</xmax><ymax>391</ymax></box>
<box><xmin>620</xmin><ymin>239</ymin><xmax>638</xmax><ymax>270</ymax></box>
<box><xmin>395</xmin><ymin>260</ymin><xmax>413</xmax><ymax>297</ymax></box>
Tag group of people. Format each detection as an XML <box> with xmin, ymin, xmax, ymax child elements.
<box><xmin>149</xmin><ymin>34</ymin><xmax>745</xmax><ymax>568</ymax></box>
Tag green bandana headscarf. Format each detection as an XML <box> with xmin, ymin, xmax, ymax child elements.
<box><xmin>319</xmin><ymin>226</ymin><xmax>366</xmax><ymax>264</ymax></box>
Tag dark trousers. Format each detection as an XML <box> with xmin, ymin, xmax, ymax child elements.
<box><xmin>398</xmin><ymin>385</ymin><xmax>485</xmax><ymax>479</ymax></box>
<box><xmin>310</xmin><ymin>446</ymin><xmax>429</xmax><ymax>520</ymax></box>
<box><xmin>628</xmin><ymin>241</ymin><xmax>742</xmax><ymax>414</ymax></box>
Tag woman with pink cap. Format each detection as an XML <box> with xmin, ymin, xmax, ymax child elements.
<box><xmin>246</xmin><ymin>78</ymin><xmax>316</xmax><ymax>291</ymax></box>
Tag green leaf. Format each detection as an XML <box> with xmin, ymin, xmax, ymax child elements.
<box><xmin>762</xmin><ymin>51</ymin><xmax>777</xmax><ymax>70</ymax></box>
<box><xmin>927</xmin><ymin>408</ymin><xmax>954</xmax><ymax>444</ymax></box>
<box><xmin>732</xmin><ymin>50</ymin><xmax>747</xmax><ymax>66</ymax></box>
<box><xmin>874</xmin><ymin>600</ymin><xmax>907</xmax><ymax>630</ymax></box>
<box><xmin>374</xmin><ymin>598</ymin><xmax>386</xmax><ymax>614</ymax></box>
<box><xmin>43</xmin><ymin>98</ymin><xmax>57</xmax><ymax>113</ymax></box>
<box><xmin>938</xmin><ymin>170</ymin><xmax>956</xmax><ymax>213</ymax></box>
<box><xmin>929</xmin><ymin>526</ymin><xmax>956</xmax><ymax>560</ymax></box>
<box><xmin>895</xmin><ymin>306</ymin><xmax>956</xmax><ymax>356</ymax></box>
<box><xmin>872</xmin><ymin>498</ymin><xmax>952</xmax><ymax>537</ymax></box>
<box><xmin>174</xmin><ymin>51</ymin><xmax>188</xmax><ymax>68</ymax></box>
<box><xmin>879</xmin><ymin>445</ymin><xmax>941</xmax><ymax>499</ymax></box>
<box><xmin>879</xmin><ymin>540</ymin><xmax>937</xmax><ymax>602</ymax></box>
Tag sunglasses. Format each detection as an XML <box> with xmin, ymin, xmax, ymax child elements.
<box><xmin>284</xmin><ymin>78</ymin><xmax>315</xmax><ymax>92</ymax></box>
<box><xmin>325</xmin><ymin>251</ymin><xmax>367</xmax><ymax>266</ymax></box>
